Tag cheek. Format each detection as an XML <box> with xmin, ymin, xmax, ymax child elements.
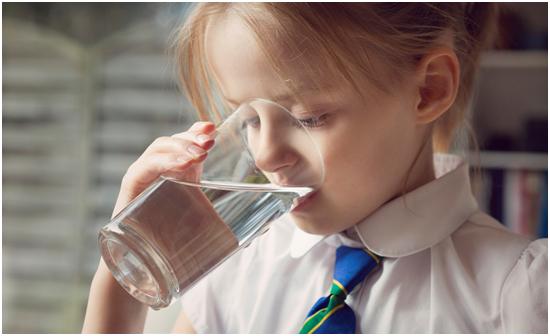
<box><xmin>321</xmin><ymin>140</ymin><xmax>383</xmax><ymax>195</ymax></box>
<box><xmin>316</xmin><ymin>129</ymin><xmax>376</xmax><ymax>193</ymax></box>
<box><xmin>316</xmin><ymin>111</ymin><xmax>412</xmax><ymax>196</ymax></box>
<box><xmin>317</xmin><ymin>114</ymin><xmax>384</xmax><ymax>171</ymax></box>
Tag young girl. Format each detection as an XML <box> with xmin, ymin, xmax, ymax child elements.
<box><xmin>83</xmin><ymin>3</ymin><xmax>547</xmax><ymax>333</ymax></box>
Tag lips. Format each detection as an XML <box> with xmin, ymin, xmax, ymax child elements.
<box><xmin>291</xmin><ymin>190</ymin><xmax>318</xmax><ymax>212</ymax></box>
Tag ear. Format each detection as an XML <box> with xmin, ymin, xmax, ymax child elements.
<box><xmin>414</xmin><ymin>48</ymin><xmax>460</xmax><ymax>125</ymax></box>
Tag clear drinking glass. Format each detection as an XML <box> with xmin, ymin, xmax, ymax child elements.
<box><xmin>98</xmin><ymin>98</ymin><xmax>325</xmax><ymax>309</ymax></box>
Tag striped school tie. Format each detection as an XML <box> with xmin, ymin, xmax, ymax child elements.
<box><xmin>299</xmin><ymin>245</ymin><xmax>382</xmax><ymax>334</ymax></box>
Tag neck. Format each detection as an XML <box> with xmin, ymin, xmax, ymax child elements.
<box><xmin>401</xmin><ymin>137</ymin><xmax>436</xmax><ymax>195</ymax></box>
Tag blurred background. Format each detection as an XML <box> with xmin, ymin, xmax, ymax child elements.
<box><xmin>2</xmin><ymin>2</ymin><xmax>548</xmax><ymax>333</ymax></box>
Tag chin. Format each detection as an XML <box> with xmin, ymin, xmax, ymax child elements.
<box><xmin>288</xmin><ymin>213</ymin><xmax>338</xmax><ymax>236</ymax></box>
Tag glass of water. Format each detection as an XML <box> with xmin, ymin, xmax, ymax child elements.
<box><xmin>98</xmin><ymin>98</ymin><xmax>325</xmax><ymax>309</ymax></box>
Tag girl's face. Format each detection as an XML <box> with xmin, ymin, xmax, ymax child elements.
<box><xmin>207</xmin><ymin>14</ymin><xmax>433</xmax><ymax>235</ymax></box>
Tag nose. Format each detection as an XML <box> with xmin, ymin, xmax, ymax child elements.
<box><xmin>250</xmin><ymin>121</ymin><xmax>299</xmax><ymax>180</ymax></box>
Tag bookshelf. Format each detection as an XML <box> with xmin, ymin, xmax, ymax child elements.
<box><xmin>480</xmin><ymin>50</ymin><xmax>547</xmax><ymax>69</ymax></box>
<box><xmin>471</xmin><ymin>151</ymin><xmax>547</xmax><ymax>171</ymax></box>
<box><xmin>472</xmin><ymin>47</ymin><xmax>547</xmax><ymax>239</ymax></box>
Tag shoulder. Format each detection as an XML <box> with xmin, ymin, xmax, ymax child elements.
<box><xmin>500</xmin><ymin>238</ymin><xmax>547</xmax><ymax>333</ymax></box>
<box><xmin>449</xmin><ymin>211</ymin><xmax>543</xmax><ymax>279</ymax></box>
<box><xmin>452</xmin><ymin>211</ymin><xmax>532</xmax><ymax>259</ymax></box>
<box><xmin>444</xmin><ymin>211</ymin><xmax>533</xmax><ymax>279</ymax></box>
<box><xmin>448</xmin><ymin>211</ymin><xmax>547</xmax><ymax>332</ymax></box>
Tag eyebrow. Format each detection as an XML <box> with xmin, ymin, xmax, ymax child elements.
<box><xmin>223</xmin><ymin>84</ymin><xmax>328</xmax><ymax>107</ymax></box>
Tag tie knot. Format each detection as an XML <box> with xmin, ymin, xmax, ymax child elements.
<box><xmin>331</xmin><ymin>246</ymin><xmax>381</xmax><ymax>296</ymax></box>
<box><xmin>330</xmin><ymin>279</ymin><xmax>349</xmax><ymax>298</ymax></box>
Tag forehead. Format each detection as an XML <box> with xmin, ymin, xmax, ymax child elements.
<box><xmin>205</xmin><ymin>13</ymin><xmax>326</xmax><ymax>105</ymax></box>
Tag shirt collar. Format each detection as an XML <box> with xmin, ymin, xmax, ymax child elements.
<box><xmin>289</xmin><ymin>153</ymin><xmax>479</xmax><ymax>259</ymax></box>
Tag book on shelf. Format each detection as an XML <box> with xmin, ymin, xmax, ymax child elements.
<box><xmin>472</xmin><ymin>167</ymin><xmax>547</xmax><ymax>239</ymax></box>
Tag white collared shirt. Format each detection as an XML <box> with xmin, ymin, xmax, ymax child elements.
<box><xmin>180</xmin><ymin>154</ymin><xmax>548</xmax><ymax>333</ymax></box>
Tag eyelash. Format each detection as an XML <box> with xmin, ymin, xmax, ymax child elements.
<box><xmin>242</xmin><ymin>114</ymin><xmax>328</xmax><ymax>130</ymax></box>
<box><xmin>296</xmin><ymin>114</ymin><xmax>328</xmax><ymax>128</ymax></box>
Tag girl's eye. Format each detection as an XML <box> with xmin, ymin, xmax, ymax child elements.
<box><xmin>296</xmin><ymin>114</ymin><xmax>328</xmax><ymax>129</ymax></box>
<box><xmin>242</xmin><ymin>113</ymin><xmax>329</xmax><ymax>130</ymax></box>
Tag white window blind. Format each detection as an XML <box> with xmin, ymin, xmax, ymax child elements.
<box><xmin>3</xmin><ymin>18</ymin><xmax>193</xmax><ymax>333</ymax></box>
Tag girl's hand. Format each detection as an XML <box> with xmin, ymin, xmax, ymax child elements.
<box><xmin>82</xmin><ymin>121</ymin><xmax>216</xmax><ymax>333</ymax></box>
<box><xmin>112</xmin><ymin>121</ymin><xmax>217</xmax><ymax>218</ymax></box>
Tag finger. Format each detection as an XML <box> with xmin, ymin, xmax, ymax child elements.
<box><xmin>124</xmin><ymin>152</ymin><xmax>205</xmax><ymax>191</ymax></box>
<box><xmin>172</xmin><ymin>131</ymin><xmax>217</xmax><ymax>148</ymax></box>
<box><xmin>174</xmin><ymin>123</ymin><xmax>217</xmax><ymax>143</ymax></box>
<box><xmin>189</xmin><ymin>121</ymin><xmax>216</xmax><ymax>134</ymax></box>
<box><xmin>144</xmin><ymin>135</ymin><xmax>213</xmax><ymax>156</ymax></box>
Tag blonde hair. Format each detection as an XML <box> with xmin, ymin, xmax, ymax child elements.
<box><xmin>173</xmin><ymin>3</ymin><xmax>498</xmax><ymax>153</ymax></box>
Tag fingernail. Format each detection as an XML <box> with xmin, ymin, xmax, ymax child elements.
<box><xmin>196</xmin><ymin>134</ymin><xmax>212</xmax><ymax>143</ymax></box>
<box><xmin>175</xmin><ymin>156</ymin><xmax>188</xmax><ymax>163</ymax></box>
<box><xmin>187</xmin><ymin>144</ymin><xmax>205</xmax><ymax>157</ymax></box>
